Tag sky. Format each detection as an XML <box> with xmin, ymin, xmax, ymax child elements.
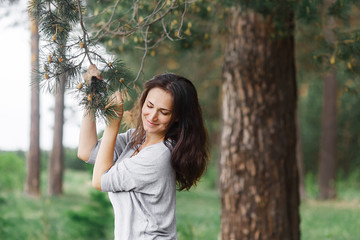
<box><xmin>0</xmin><ymin>1</ymin><xmax>95</xmax><ymax>151</ymax></box>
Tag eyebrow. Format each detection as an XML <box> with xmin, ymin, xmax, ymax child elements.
<box><xmin>147</xmin><ymin>100</ymin><xmax>171</xmax><ymax>112</ymax></box>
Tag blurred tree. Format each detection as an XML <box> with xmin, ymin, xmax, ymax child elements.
<box><xmin>294</xmin><ymin>0</ymin><xmax>360</xmax><ymax>199</ymax></box>
<box><xmin>48</xmin><ymin>74</ymin><xmax>66</xmax><ymax>196</ymax></box>
<box><xmin>219</xmin><ymin>1</ymin><xmax>299</xmax><ymax>239</ymax></box>
<box><xmin>295</xmin><ymin>0</ymin><xmax>324</xmax><ymax>184</ymax></box>
<box><xmin>25</xmin><ymin>6</ymin><xmax>41</xmax><ymax>198</ymax></box>
<box><xmin>46</xmin><ymin>7</ymin><xmax>71</xmax><ymax>195</ymax></box>
<box><xmin>301</xmin><ymin>0</ymin><xmax>360</xmax><ymax>200</ymax></box>
<box><xmin>318</xmin><ymin>0</ymin><xmax>338</xmax><ymax>200</ymax></box>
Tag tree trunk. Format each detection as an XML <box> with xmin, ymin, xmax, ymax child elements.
<box><xmin>25</xmin><ymin>14</ymin><xmax>40</xmax><ymax>198</ymax></box>
<box><xmin>48</xmin><ymin>75</ymin><xmax>66</xmax><ymax>196</ymax></box>
<box><xmin>318</xmin><ymin>70</ymin><xmax>337</xmax><ymax>199</ymax></box>
<box><xmin>318</xmin><ymin>0</ymin><xmax>337</xmax><ymax>200</ymax></box>
<box><xmin>220</xmin><ymin>7</ymin><xmax>299</xmax><ymax>240</ymax></box>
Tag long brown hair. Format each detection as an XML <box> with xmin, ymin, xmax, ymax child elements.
<box><xmin>131</xmin><ymin>73</ymin><xmax>209</xmax><ymax>191</ymax></box>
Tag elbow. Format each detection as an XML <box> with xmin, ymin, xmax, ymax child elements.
<box><xmin>77</xmin><ymin>149</ymin><xmax>89</xmax><ymax>162</ymax></box>
<box><xmin>92</xmin><ymin>178</ymin><xmax>102</xmax><ymax>191</ymax></box>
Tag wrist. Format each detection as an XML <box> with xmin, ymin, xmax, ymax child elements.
<box><xmin>83</xmin><ymin>109</ymin><xmax>96</xmax><ymax>121</ymax></box>
<box><xmin>105</xmin><ymin>120</ymin><xmax>121</xmax><ymax>133</ymax></box>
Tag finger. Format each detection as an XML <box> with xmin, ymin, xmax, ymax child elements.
<box><xmin>115</xmin><ymin>91</ymin><xmax>123</xmax><ymax>105</ymax></box>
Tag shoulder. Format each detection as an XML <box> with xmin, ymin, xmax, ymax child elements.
<box><xmin>123</xmin><ymin>128</ymin><xmax>136</xmax><ymax>141</ymax></box>
<box><xmin>116</xmin><ymin>128</ymin><xmax>135</xmax><ymax>144</ymax></box>
<box><xmin>137</xmin><ymin>142</ymin><xmax>171</xmax><ymax>167</ymax></box>
<box><xmin>143</xmin><ymin>142</ymin><xmax>170</xmax><ymax>157</ymax></box>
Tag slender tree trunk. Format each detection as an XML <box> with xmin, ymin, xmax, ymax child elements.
<box><xmin>318</xmin><ymin>0</ymin><xmax>337</xmax><ymax>200</ymax></box>
<box><xmin>48</xmin><ymin>75</ymin><xmax>66</xmax><ymax>196</ymax></box>
<box><xmin>220</xmin><ymin>7</ymin><xmax>299</xmax><ymax>240</ymax></box>
<box><xmin>318</xmin><ymin>70</ymin><xmax>337</xmax><ymax>199</ymax></box>
<box><xmin>25</xmin><ymin>14</ymin><xmax>40</xmax><ymax>198</ymax></box>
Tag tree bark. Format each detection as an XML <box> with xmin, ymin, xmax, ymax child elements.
<box><xmin>25</xmin><ymin>14</ymin><xmax>40</xmax><ymax>198</ymax></box>
<box><xmin>318</xmin><ymin>0</ymin><xmax>337</xmax><ymax>200</ymax></box>
<box><xmin>48</xmin><ymin>75</ymin><xmax>66</xmax><ymax>196</ymax></box>
<box><xmin>220</xmin><ymin>7</ymin><xmax>299</xmax><ymax>240</ymax></box>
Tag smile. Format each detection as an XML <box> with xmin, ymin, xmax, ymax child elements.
<box><xmin>145</xmin><ymin>119</ymin><xmax>158</xmax><ymax>126</ymax></box>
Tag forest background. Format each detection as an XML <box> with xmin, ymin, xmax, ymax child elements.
<box><xmin>1</xmin><ymin>0</ymin><xmax>360</xmax><ymax>239</ymax></box>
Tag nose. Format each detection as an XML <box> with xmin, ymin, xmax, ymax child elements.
<box><xmin>148</xmin><ymin>110</ymin><xmax>158</xmax><ymax>122</ymax></box>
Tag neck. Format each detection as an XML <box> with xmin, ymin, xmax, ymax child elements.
<box><xmin>143</xmin><ymin>133</ymin><xmax>164</xmax><ymax>147</ymax></box>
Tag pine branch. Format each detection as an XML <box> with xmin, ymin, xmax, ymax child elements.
<box><xmin>134</xmin><ymin>25</ymin><xmax>150</xmax><ymax>82</ymax></box>
<box><xmin>76</xmin><ymin>0</ymin><xmax>93</xmax><ymax>65</ymax></box>
<box><xmin>29</xmin><ymin>0</ymin><xmax>191</xmax><ymax>123</ymax></box>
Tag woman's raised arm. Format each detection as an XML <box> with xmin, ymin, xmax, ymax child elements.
<box><xmin>92</xmin><ymin>91</ymin><xmax>123</xmax><ymax>191</ymax></box>
<box><xmin>77</xmin><ymin>112</ymin><xmax>98</xmax><ymax>162</ymax></box>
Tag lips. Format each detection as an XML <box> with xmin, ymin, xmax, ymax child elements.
<box><xmin>145</xmin><ymin>119</ymin><xmax>158</xmax><ymax>127</ymax></box>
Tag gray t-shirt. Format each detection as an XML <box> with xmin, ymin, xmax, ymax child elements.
<box><xmin>87</xmin><ymin>129</ymin><xmax>177</xmax><ymax>240</ymax></box>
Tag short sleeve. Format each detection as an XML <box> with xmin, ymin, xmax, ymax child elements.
<box><xmin>100</xmin><ymin>144</ymin><xmax>172</xmax><ymax>193</ymax></box>
<box><xmin>86</xmin><ymin>128</ymin><xmax>134</xmax><ymax>164</ymax></box>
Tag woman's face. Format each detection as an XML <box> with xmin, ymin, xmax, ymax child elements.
<box><xmin>141</xmin><ymin>87</ymin><xmax>174</xmax><ymax>139</ymax></box>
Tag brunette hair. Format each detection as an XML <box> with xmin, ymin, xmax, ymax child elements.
<box><xmin>131</xmin><ymin>73</ymin><xmax>209</xmax><ymax>191</ymax></box>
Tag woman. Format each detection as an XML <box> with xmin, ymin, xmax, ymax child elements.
<box><xmin>78</xmin><ymin>73</ymin><xmax>209</xmax><ymax>239</ymax></box>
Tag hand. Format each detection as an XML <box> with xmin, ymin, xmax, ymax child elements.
<box><xmin>106</xmin><ymin>91</ymin><xmax>124</xmax><ymax>126</ymax></box>
<box><xmin>83</xmin><ymin>64</ymin><xmax>102</xmax><ymax>84</ymax></box>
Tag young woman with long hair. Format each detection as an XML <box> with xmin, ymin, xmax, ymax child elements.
<box><xmin>78</xmin><ymin>73</ymin><xmax>209</xmax><ymax>239</ymax></box>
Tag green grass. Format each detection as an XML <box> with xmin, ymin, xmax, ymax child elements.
<box><xmin>1</xmin><ymin>151</ymin><xmax>360</xmax><ymax>240</ymax></box>
<box><xmin>300</xmin><ymin>172</ymin><xmax>360</xmax><ymax>240</ymax></box>
<box><xmin>301</xmin><ymin>200</ymin><xmax>360</xmax><ymax>240</ymax></box>
<box><xmin>176</xmin><ymin>182</ymin><xmax>220</xmax><ymax>240</ymax></box>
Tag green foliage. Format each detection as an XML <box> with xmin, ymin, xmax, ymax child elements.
<box><xmin>336</xmin><ymin>170</ymin><xmax>360</xmax><ymax>201</ymax></box>
<box><xmin>298</xmin><ymin>69</ymin><xmax>360</xmax><ymax>175</ymax></box>
<box><xmin>304</xmin><ymin>172</ymin><xmax>320</xmax><ymax>199</ymax></box>
<box><xmin>64</xmin><ymin>148</ymin><xmax>85</xmax><ymax>170</ymax></box>
<box><xmin>86</xmin><ymin>0</ymin><xmax>214</xmax><ymax>54</ymax></box>
<box><xmin>28</xmin><ymin>0</ymin><xmax>133</xmax><ymax>123</ymax></box>
<box><xmin>0</xmin><ymin>152</ymin><xmax>25</xmax><ymax>192</ymax></box>
<box><xmin>300</xmin><ymin>1</ymin><xmax>360</xmax><ymax>80</ymax></box>
<box><xmin>298</xmin><ymin>75</ymin><xmax>323</xmax><ymax>174</ymax></box>
<box><xmin>337</xmin><ymin>80</ymin><xmax>360</xmax><ymax>174</ymax></box>
<box><xmin>328</xmin><ymin>0</ymin><xmax>353</xmax><ymax>20</ymax></box>
<box><xmin>297</xmin><ymin>2</ymin><xmax>360</xmax><ymax>175</ymax></box>
<box><xmin>296</xmin><ymin>0</ymin><xmax>322</xmax><ymax>24</ymax></box>
<box><xmin>66</xmin><ymin>190</ymin><xmax>114</xmax><ymax>239</ymax></box>
<box><xmin>29</xmin><ymin>0</ymin><xmax>79</xmax><ymax>86</ymax></box>
<box><xmin>0</xmin><ymin>194</ymin><xmax>28</xmax><ymax>240</ymax></box>
<box><xmin>29</xmin><ymin>0</ymin><xmax>78</xmax><ymax>40</ymax></box>
<box><xmin>242</xmin><ymin>0</ymin><xmax>298</xmax><ymax>16</ymax></box>
<box><xmin>198</xmin><ymin>148</ymin><xmax>219</xmax><ymax>190</ymax></box>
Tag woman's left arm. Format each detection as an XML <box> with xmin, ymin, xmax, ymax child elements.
<box><xmin>92</xmin><ymin>91</ymin><xmax>123</xmax><ymax>191</ymax></box>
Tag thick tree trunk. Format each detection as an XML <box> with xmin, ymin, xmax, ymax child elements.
<box><xmin>220</xmin><ymin>7</ymin><xmax>299</xmax><ymax>240</ymax></box>
<box><xmin>318</xmin><ymin>0</ymin><xmax>337</xmax><ymax>200</ymax></box>
<box><xmin>25</xmin><ymin>15</ymin><xmax>40</xmax><ymax>198</ymax></box>
<box><xmin>48</xmin><ymin>75</ymin><xmax>66</xmax><ymax>196</ymax></box>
